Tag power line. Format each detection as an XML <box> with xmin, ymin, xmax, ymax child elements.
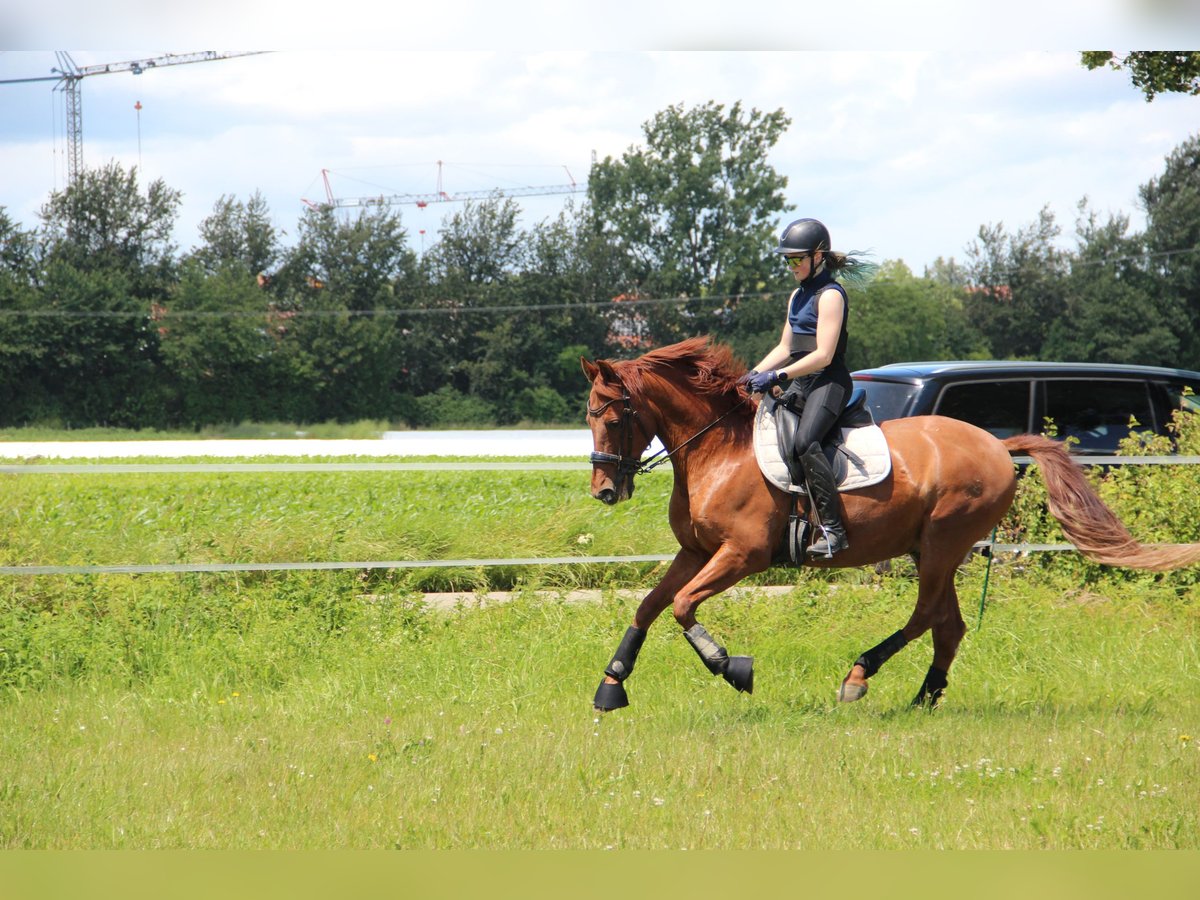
<box><xmin>0</xmin><ymin>291</ymin><xmax>792</xmax><ymax>319</ymax></box>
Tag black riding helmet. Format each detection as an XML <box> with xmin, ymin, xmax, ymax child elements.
<box><xmin>775</xmin><ymin>217</ymin><xmax>831</xmax><ymax>256</ymax></box>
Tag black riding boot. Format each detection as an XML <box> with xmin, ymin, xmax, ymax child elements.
<box><xmin>799</xmin><ymin>441</ymin><xmax>849</xmax><ymax>558</ymax></box>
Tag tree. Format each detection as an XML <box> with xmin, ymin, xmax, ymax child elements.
<box><xmin>1042</xmin><ymin>201</ymin><xmax>1181</xmax><ymax>366</ymax></box>
<box><xmin>587</xmin><ymin>101</ymin><xmax>792</xmax><ymax>300</ymax></box>
<box><xmin>158</xmin><ymin>260</ymin><xmax>278</xmax><ymax>425</ymax></box>
<box><xmin>271</xmin><ymin>205</ymin><xmax>419</xmax><ymax>421</ymax></box>
<box><xmin>0</xmin><ymin>209</ymin><xmax>45</xmax><ymax>423</ymax></box>
<box><xmin>39</xmin><ymin>161</ymin><xmax>181</xmax><ymax>299</ymax></box>
<box><xmin>31</xmin><ymin>163</ymin><xmax>182</xmax><ymax>426</ymax></box>
<box><xmin>158</xmin><ymin>192</ymin><xmax>286</xmax><ymax>424</ymax></box>
<box><xmin>848</xmin><ymin>260</ymin><xmax>988</xmax><ymax>370</ymax></box>
<box><xmin>924</xmin><ymin>256</ymin><xmax>971</xmax><ymax>289</ymax></box>
<box><xmin>414</xmin><ymin>197</ymin><xmax>528</xmax><ymax>405</ymax></box>
<box><xmin>30</xmin><ymin>261</ymin><xmax>170</xmax><ymax>426</ymax></box>
<box><xmin>1140</xmin><ymin>133</ymin><xmax>1200</xmax><ymax>367</ymax></box>
<box><xmin>964</xmin><ymin>207</ymin><xmax>1069</xmax><ymax>359</ymax></box>
<box><xmin>0</xmin><ymin>207</ymin><xmax>37</xmax><ymax>281</ymax></box>
<box><xmin>280</xmin><ymin>204</ymin><xmax>416</xmax><ymax>307</ymax></box>
<box><xmin>1081</xmin><ymin>51</ymin><xmax>1200</xmax><ymax>100</ymax></box>
<box><xmin>189</xmin><ymin>191</ymin><xmax>279</xmax><ymax>277</ymax></box>
<box><xmin>422</xmin><ymin>196</ymin><xmax>527</xmax><ymax>286</ymax></box>
<box><xmin>470</xmin><ymin>202</ymin><xmax>612</xmax><ymax>422</ymax></box>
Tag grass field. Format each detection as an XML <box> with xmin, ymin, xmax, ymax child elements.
<box><xmin>1</xmin><ymin>462</ymin><xmax>1198</xmax><ymax>848</ymax></box>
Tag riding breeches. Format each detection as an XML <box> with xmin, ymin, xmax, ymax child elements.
<box><xmin>784</xmin><ymin>370</ymin><xmax>850</xmax><ymax>449</ymax></box>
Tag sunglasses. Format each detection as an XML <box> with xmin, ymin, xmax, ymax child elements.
<box><xmin>783</xmin><ymin>255</ymin><xmax>810</xmax><ymax>269</ymax></box>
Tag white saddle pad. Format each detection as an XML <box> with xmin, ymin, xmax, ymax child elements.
<box><xmin>753</xmin><ymin>399</ymin><xmax>892</xmax><ymax>494</ymax></box>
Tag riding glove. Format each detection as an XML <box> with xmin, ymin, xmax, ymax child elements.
<box><xmin>746</xmin><ymin>370</ymin><xmax>789</xmax><ymax>393</ymax></box>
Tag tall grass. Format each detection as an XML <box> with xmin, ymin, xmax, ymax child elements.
<box><xmin>1</xmin><ymin>569</ymin><xmax>1197</xmax><ymax>849</ymax></box>
<box><xmin>2</xmin><ymin>468</ymin><xmax>678</xmax><ymax>592</ymax></box>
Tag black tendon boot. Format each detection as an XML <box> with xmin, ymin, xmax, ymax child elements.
<box><xmin>799</xmin><ymin>441</ymin><xmax>849</xmax><ymax>557</ymax></box>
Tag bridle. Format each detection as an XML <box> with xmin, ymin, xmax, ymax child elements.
<box><xmin>586</xmin><ymin>385</ymin><xmax>751</xmax><ymax>485</ymax></box>
<box><xmin>586</xmin><ymin>392</ymin><xmax>657</xmax><ymax>486</ymax></box>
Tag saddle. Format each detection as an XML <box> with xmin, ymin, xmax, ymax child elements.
<box><xmin>752</xmin><ymin>388</ymin><xmax>891</xmax><ymax>494</ymax></box>
<box><xmin>752</xmin><ymin>387</ymin><xmax>892</xmax><ymax>565</ymax></box>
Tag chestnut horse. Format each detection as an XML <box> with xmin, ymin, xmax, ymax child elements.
<box><xmin>583</xmin><ymin>337</ymin><xmax>1200</xmax><ymax>711</ymax></box>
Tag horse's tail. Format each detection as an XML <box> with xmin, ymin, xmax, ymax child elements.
<box><xmin>1003</xmin><ymin>434</ymin><xmax>1200</xmax><ymax>571</ymax></box>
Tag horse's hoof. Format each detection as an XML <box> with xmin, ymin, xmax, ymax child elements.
<box><xmin>722</xmin><ymin>656</ymin><xmax>754</xmax><ymax>694</ymax></box>
<box><xmin>593</xmin><ymin>678</ymin><xmax>629</xmax><ymax>711</ymax></box>
<box><xmin>910</xmin><ymin>689</ymin><xmax>943</xmax><ymax>710</ymax></box>
<box><xmin>838</xmin><ymin>675</ymin><xmax>868</xmax><ymax>703</ymax></box>
<box><xmin>910</xmin><ymin>667</ymin><xmax>948</xmax><ymax>709</ymax></box>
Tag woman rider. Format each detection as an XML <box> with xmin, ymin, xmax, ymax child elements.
<box><xmin>742</xmin><ymin>217</ymin><xmax>869</xmax><ymax>558</ymax></box>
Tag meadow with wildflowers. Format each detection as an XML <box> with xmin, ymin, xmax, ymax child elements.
<box><xmin>0</xmin><ymin>452</ymin><xmax>1198</xmax><ymax>848</ymax></box>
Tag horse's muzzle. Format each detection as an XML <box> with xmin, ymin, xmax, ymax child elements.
<box><xmin>592</xmin><ymin>476</ymin><xmax>634</xmax><ymax>504</ymax></box>
<box><xmin>590</xmin><ymin>451</ymin><xmax>637</xmax><ymax>504</ymax></box>
<box><xmin>595</xmin><ymin>487</ymin><xmax>618</xmax><ymax>505</ymax></box>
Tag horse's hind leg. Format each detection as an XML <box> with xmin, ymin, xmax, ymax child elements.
<box><xmin>911</xmin><ymin>583</ymin><xmax>966</xmax><ymax>709</ymax></box>
<box><xmin>837</xmin><ymin>629</ymin><xmax>909</xmax><ymax>703</ymax></box>
<box><xmin>838</xmin><ymin>551</ymin><xmax>958</xmax><ymax>704</ymax></box>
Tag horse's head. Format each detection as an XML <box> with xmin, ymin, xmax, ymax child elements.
<box><xmin>581</xmin><ymin>356</ymin><xmax>657</xmax><ymax>505</ymax></box>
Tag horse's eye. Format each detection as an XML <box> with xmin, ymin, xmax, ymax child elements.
<box><xmin>605</xmin><ymin>419</ymin><xmax>620</xmax><ymax>429</ymax></box>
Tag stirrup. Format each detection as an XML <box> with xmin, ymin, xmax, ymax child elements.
<box><xmin>807</xmin><ymin>527</ymin><xmax>848</xmax><ymax>558</ymax></box>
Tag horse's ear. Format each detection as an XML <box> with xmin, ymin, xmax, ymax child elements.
<box><xmin>581</xmin><ymin>357</ymin><xmax>620</xmax><ymax>385</ymax></box>
<box><xmin>595</xmin><ymin>359</ymin><xmax>619</xmax><ymax>384</ymax></box>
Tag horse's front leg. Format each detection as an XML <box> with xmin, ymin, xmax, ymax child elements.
<box><xmin>593</xmin><ymin>548</ymin><xmax>710</xmax><ymax>712</ymax></box>
<box><xmin>673</xmin><ymin>543</ymin><xmax>772</xmax><ymax>695</ymax></box>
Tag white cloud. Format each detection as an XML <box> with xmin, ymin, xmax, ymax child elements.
<box><xmin>2</xmin><ymin>48</ymin><xmax>1197</xmax><ymax>270</ymax></box>
<box><xmin>7</xmin><ymin>0</ymin><xmax>1200</xmax><ymax>50</ymax></box>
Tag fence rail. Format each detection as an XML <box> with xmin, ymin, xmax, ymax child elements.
<box><xmin>1</xmin><ymin>462</ymin><xmax>591</xmax><ymax>474</ymax></box>
<box><xmin>0</xmin><ymin>544</ymin><xmax>1081</xmax><ymax>577</ymax></box>
<box><xmin>0</xmin><ymin>451</ymin><xmax>1190</xmax><ymax>576</ymax></box>
<box><xmin>4</xmin><ymin>456</ymin><xmax>1200</xmax><ymax>474</ymax></box>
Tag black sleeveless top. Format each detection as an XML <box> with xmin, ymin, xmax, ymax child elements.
<box><xmin>786</xmin><ymin>268</ymin><xmax>849</xmax><ymax>372</ymax></box>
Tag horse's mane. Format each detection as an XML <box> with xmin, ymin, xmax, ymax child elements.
<box><xmin>613</xmin><ymin>336</ymin><xmax>750</xmax><ymax>401</ymax></box>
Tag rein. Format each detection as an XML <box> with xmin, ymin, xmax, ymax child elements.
<box><xmin>587</xmin><ymin>389</ymin><xmax>751</xmax><ymax>477</ymax></box>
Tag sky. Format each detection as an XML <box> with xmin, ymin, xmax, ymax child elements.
<box><xmin>2</xmin><ymin>2</ymin><xmax>1199</xmax><ymax>275</ymax></box>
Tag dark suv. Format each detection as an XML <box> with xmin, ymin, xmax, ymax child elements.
<box><xmin>851</xmin><ymin>361</ymin><xmax>1200</xmax><ymax>455</ymax></box>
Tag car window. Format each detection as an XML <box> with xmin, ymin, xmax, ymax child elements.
<box><xmin>933</xmin><ymin>380</ymin><xmax>1031</xmax><ymax>438</ymax></box>
<box><xmin>1043</xmin><ymin>379</ymin><xmax>1153</xmax><ymax>452</ymax></box>
<box><xmin>853</xmin><ymin>380</ymin><xmax>920</xmax><ymax>421</ymax></box>
<box><xmin>1165</xmin><ymin>383</ymin><xmax>1200</xmax><ymax>414</ymax></box>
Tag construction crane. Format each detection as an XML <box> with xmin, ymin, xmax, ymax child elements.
<box><xmin>302</xmin><ymin>160</ymin><xmax>583</xmax><ymax>210</ymax></box>
<box><xmin>0</xmin><ymin>51</ymin><xmax>264</xmax><ymax>183</ymax></box>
